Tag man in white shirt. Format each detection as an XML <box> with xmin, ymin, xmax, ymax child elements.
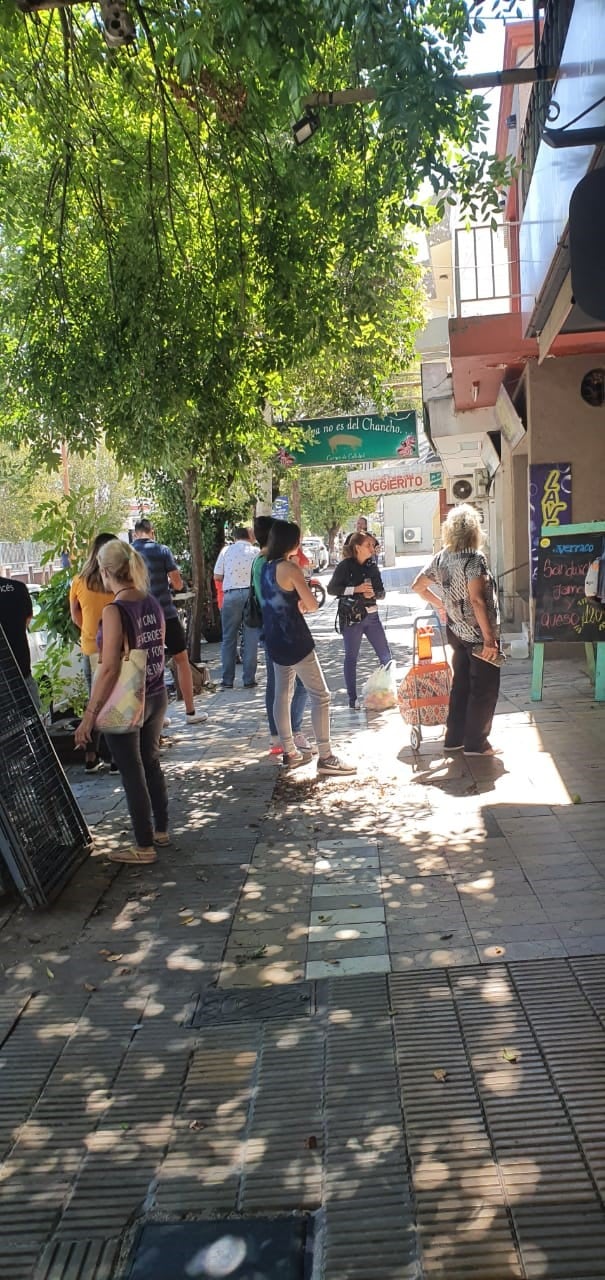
<box><xmin>214</xmin><ymin>527</ymin><xmax>259</xmax><ymax>689</ymax></box>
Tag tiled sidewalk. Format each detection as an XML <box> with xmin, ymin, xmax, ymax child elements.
<box><xmin>1</xmin><ymin>594</ymin><xmax>605</xmax><ymax>1278</ymax></box>
<box><xmin>2</xmin><ymin>966</ymin><xmax>605</xmax><ymax>1279</ymax></box>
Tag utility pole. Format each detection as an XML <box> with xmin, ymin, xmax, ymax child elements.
<box><xmin>303</xmin><ymin>65</ymin><xmax>557</xmax><ymax>109</ymax></box>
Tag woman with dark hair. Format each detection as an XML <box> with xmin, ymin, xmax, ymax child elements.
<box><xmin>252</xmin><ymin>515</ymin><xmax>311</xmax><ymax>756</ymax></box>
<box><xmin>75</xmin><ymin>539</ymin><xmax>169</xmax><ymax>863</ymax></box>
<box><xmin>70</xmin><ymin>532</ymin><xmax>117</xmax><ymax>772</ymax></box>
<box><xmin>328</xmin><ymin>533</ymin><xmax>391</xmax><ymax>710</ymax></box>
<box><xmin>261</xmin><ymin>521</ymin><xmax>355</xmax><ymax>776</ymax></box>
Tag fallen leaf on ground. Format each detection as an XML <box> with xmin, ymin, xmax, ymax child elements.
<box><xmin>440</xmin><ymin>933</ymin><xmax>453</xmax><ymax>941</ymax></box>
<box><xmin>84</xmin><ymin>983</ymin><xmax>96</xmax><ymax>992</ymax></box>
<box><xmin>494</xmin><ymin>946</ymin><xmax>505</xmax><ymax>956</ymax></box>
<box><xmin>46</xmin><ymin>967</ymin><xmax>54</xmax><ymax>979</ymax></box>
<box><xmin>305</xmin><ymin>1135</ymin><xmax>318</xmax><ymax>1150</ymax></box>
<box><xmin>119</xmin><ymin>967</ymin><xmax>132</xmax><ymax>976</ymax></box>
<box><xmin>189</xmin><ymin>1120</ymin><xmax>206</xmax><ymax>1131</ymax></box>
<box><xmin>235</xmin><ymin>946</ymin><xmax>267</xmax><ymax>966</ymax></box>
<box><xmin>501</xmin><ymin>1047</ymin><xmax>519</xmax><ymax>1063</ymax></box>
<box><xmin>106</xmin><ymin>953</ymin><xmax>124</xmax><ymax>962</ymax></box>
<box><xmin>98</xmin><ymin>949</ymin><xmax>112</xmax><ymax>956</ymax></box>
<box><xmin>433</xmin><ymin>1069</ymin><xmax>448</xmax><ymax>1082</ymax></box>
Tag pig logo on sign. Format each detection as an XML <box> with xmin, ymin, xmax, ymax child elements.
<box><xmin>328</xmin><ymin>434</ymin><xmax>363</xmax><ymax>452</ymax></box>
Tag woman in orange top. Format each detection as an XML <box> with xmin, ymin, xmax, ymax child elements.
<box><xmin>70</xmin><ymin>532</ymin><xmax>117</xmax><ymax>772</ymax></box>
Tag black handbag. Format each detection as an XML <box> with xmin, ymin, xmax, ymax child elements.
<box><xmin>336</xmin><ymin>594</ymin><xmax>367</xmax><ymax>633</ymax></box>
<box><xmin>243</xmin><ymin>581</ymin><xmax>263</xmax><ymax>629</ymax></box>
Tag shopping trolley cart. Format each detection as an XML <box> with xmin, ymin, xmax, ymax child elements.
<box><xmin>397</xmin><ymin>615</ymin><xmax>452</xmax><ymax>752</ymax></box>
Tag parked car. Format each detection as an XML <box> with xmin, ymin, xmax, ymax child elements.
<box><xmin>301</xmin><ymin>537</ymin><xmax>329</xmax><ymax>571</ymax></box>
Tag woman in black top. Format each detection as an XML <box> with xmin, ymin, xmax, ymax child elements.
<box><xmin>328</xmin><ymin>533</ymin><xmax>392</xmax><ymax>710</ymax></box>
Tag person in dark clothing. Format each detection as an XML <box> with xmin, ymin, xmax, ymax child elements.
<box><xmin>0</xmin><ymin>576</ymin><xmax>39</xmax><ymax>707</ymax></box>
<box><xmin>411</xmin><ymin>503</ymin><xmax>501</xmax><ymax>757</ymax></box>
<box><xmin>132</xmin><ymin>518</ymin><xmax>207</xmax><ymax>725</ymax></box>
<box><xmin>327</xmin><ymin>533</ymin><xmax>392</xmax><ymax>710</ymax></box>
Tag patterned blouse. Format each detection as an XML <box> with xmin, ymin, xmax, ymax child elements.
<box><xmin>424</xmin><ymin>548</ymin><xmax>500</xmax><ymax>644</ymax></box>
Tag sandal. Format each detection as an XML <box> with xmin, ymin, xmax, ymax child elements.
<box><xmin>153</xmin><ymin>832</ymin><xmax>171</xmax><ymax>846</ymax></box>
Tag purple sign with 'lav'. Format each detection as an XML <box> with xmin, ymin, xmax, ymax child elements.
<box><xmin>529</xmin><ymin>463</ymin><xmax>572</xmax><ymax>592</ymax></box>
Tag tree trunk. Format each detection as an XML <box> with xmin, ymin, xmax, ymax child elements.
<box><xmin>291</xmin><ymin>475</ymin><xmax>301</xmax><ymax>526</ymax></box>
<box><xmin>182</xmin><ymin>467</ymin><xmax>205</xmax><ymax>660</ymax></box>
<box><xmin>327</xmin><ymin>523</ymin><xmax>338</xmax><ymax>554</ymax></box>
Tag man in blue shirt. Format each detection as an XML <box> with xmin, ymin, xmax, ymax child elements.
<box><xmin>132</xmin><ymin>520</ymin><xmax>207</xmax><ymax>725</ymax></box>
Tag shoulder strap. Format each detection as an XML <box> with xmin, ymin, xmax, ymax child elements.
<box><xmin>98</xmin><ymin>601</ymin><xmax>131</xmax><ymax>666</ymax></box>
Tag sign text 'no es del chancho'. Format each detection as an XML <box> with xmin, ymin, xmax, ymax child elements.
<box><xmin>281</xmin><ymin>412</ymin><xmax>418</xmax><ymax>468</ymax></box>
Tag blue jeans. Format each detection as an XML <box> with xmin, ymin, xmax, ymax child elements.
<box><xmin>264</xmin><ymin>648</ymin><xmax>307</xmax><ymax>737</ymax></box>
<box><xmin>342</xmin><ymin>611</ymin><xmax>392</xmax><ymax>703</ymax></box>
<box><xmin>220</xmin><ymin>589</ymin><xmax>259</xmax><ymax>686</ymax></box>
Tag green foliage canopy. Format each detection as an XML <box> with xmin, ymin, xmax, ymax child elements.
<box><xmin>0</xmin><ymin>0</ymin><xmax>514</xmax><ymax>510</ymax></box>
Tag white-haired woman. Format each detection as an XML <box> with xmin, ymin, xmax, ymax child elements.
<box><xmin>411</xmin><ymin>504</ymin><xmax>501</xmax><ymax>757</ymax></box>
<box><xmin>75</xmin><ymin>539</ymin><xmax>169</xmax><ymax>862</ymax></box>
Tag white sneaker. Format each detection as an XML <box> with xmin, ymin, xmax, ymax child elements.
<box><xmin>185</xmin><ymin>710</ymin><xmax>209</xmax><ymax>725</ymax></box>
<box><xmin>293</xmin><ymin>732</ymin><xmax>318</xmax><ymax>755</ymax></box>
<box><xmin>317</xmin><ymin>754</ymin><xmax>357</xmax><ymax>777</ymax></box>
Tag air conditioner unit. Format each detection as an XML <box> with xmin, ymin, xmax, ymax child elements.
<box><xmin>446</xmin><ymin>471</ymin><xmax>489</xmax><ymax>504</ymax></box>
<box><xmin>403</xmin><ymin>526</ymin><xmax>422</xmax><ymax>544</ymax></box>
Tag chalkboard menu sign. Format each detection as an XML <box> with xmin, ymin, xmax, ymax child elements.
<box><xmin>535</xmin><ymin>531</ymin><xmax>605</xmax><ymax>641</ymax></box>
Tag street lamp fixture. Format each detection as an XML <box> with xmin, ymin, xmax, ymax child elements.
<box><xmin>292</xmin><ymin>109</ymin><xmax>320</xmax><ymax>146</ymax></box>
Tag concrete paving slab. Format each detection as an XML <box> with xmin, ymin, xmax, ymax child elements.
<box><xmin>310</xmin><ymin>906</ymin><xmax>385</xmax><ymax>926</ymax></box>
<box><xmin>309</xmin><ymin>921</ymin><xmax>387</xmax><ymax>943</ymax></box>
<box><xmin>391</xmin><ymin>946</ymin><xmax>480</xmax><ymax>970</ymax></box>
<box><xmin>307</xmin><ymin>954</ymin><xmax>391</xmax><ymax>978</ymax></box>
<box><xmin>3</xmin><ymin>613</ymin><xmax>605</xmax><ymax>1277</ymax></box>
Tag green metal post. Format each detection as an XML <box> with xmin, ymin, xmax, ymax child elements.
<box><xmin>531</xmin><ymin>643</ymin><xmax>545</xmax><ymax>701</ymax></box>
<box><xmin>594</xmin><ymin>644</ymin><xmax>605</xmax><ymax>702</ymax></box>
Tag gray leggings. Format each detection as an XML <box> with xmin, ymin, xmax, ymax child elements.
<box><xmin>273</xmin><ymin>650</ymin><xmax>332</xmax><ymax>758</ymax></box>
<box><xmin>105</xmin><ymin>689</ymin><xmax>168</xmax><ymax>848</ymax></box>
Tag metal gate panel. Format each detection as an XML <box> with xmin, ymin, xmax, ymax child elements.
<box><xmin>0</xmin><ymin>626</ymin><xmax>91</xmax><ymax>908</ymax></box>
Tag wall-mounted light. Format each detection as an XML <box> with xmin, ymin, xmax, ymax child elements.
<box><xmin>472</xmin><ymin>381</ymin><xmax>480</xmax><ymax>403</ymax></box>
<box><xmin>292</xmin><ymin>109</ymin><xmax>320</xmax><ymax>146</ymax></box>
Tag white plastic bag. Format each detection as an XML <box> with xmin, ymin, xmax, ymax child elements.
<box><xmin>585</xmin><ymin>558</ymin><xmax>600</xmax><ymax>599</ymax></box>
<box><xmin>363</xmin><ymin>661</ymin><xmax>398</xmax><ymax>711</ymax></box>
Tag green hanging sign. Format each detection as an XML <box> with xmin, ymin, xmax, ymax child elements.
<box><xmin>280</xmin><ymin>411</ymin><xmax>418</xmax><ymax>467</ymax></box>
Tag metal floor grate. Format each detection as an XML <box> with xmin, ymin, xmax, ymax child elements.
<box><xmin>0</xmin><ymin>627</ymin><xmax>91</xmax><ymax>907</ymax></box>
<box><xmin>187</xmin><ymin>983</ymin><xmax>318</xmax><ymax>1026</ymax></box>
<box><xmin>124</xmin><ymin>1218</ymin><xmax>310</xmax><ymax>1280</ymax></box>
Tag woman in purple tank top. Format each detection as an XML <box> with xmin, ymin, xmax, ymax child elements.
<box><xmin>75</xmin><ymin>540</ymin><xmax>169</xmax><ymax>864</ymax></box>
